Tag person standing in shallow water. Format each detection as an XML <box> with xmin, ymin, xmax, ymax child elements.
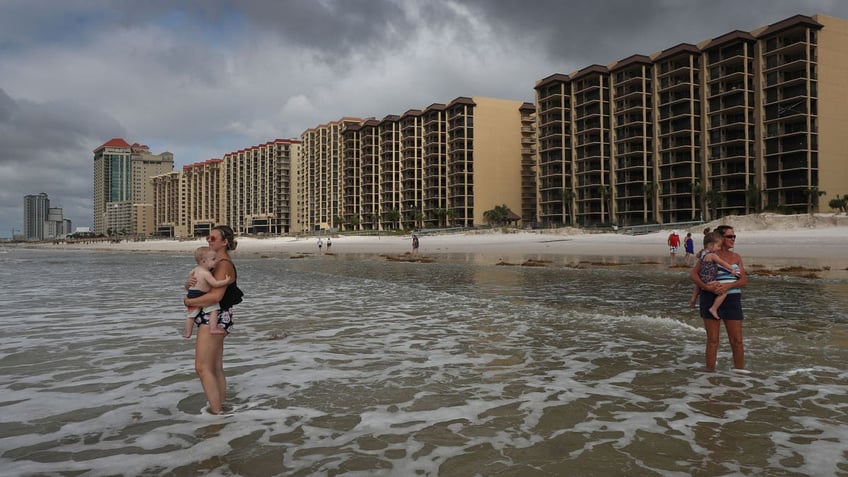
<box><xmin>690</xmin><ymin>225</ymin><xmax>747</xmax><ymax>371</ymax></box>
<box><xmin>184</xmin><ymin>225</ymin><xmax>240</xmax><ymax>414</ymax></box>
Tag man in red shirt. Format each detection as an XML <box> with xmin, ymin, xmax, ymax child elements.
<box><xmin>667</xmin><ymin>231</ymin><xmax>680</xmax><ymax>265</ymax></box>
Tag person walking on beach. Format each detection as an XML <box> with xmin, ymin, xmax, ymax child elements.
<box><xmin>683</xmin><ymin>232</ymin><xmax>695</xmax><ymax>265</ymax></box>
<box><xmin>183</xmin><ymin>246</ymin><xmax>232</xmax><ymax>338</ymax></box>
<box><xmin>690</xmin><ymin>225</ymin><xmax>747</xmax><ymax>371</ymax></box>
<box><xmin>317</xmin><ymin>237</ymin><xmax>323</xmax><ymax>253</ymax></box>
<box><xmin>326</xmin><ymin>237</ymin><xmax>331</xmax><ymax>251</ymax></box>
<box><xmin>412</xmin><ymin>234</ymin><xmax>419</xmax><ymax>254</ymax></box>
<box><xmin>184</xmin><ymin>225</ymin><xmax>242</xmax><ymax>414</ymax></box>
<box><xmin>667</xmin><ymin>230</ymin><xmax>680</xmax><ymax>265</ymax></box>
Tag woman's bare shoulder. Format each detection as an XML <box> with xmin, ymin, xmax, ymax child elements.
<box><xmin>215</xmin><ymin>256</ymin><xmax>236</xmax><ymax>275</ymax></box>
<box><xmin>725</xmin><ymin>250</ymin><xmax>743</xmax><ymax>264</ymax></box>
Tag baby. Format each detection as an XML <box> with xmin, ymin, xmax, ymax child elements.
<box><xmin>689</xmin><ymin>231</ymin><xmax>741</xmax><ymax>319</ymax></box>
<box><xmin>183</xmin><ymin>246</ymin><xmax>232</xmax><ymax>338</ymax></box>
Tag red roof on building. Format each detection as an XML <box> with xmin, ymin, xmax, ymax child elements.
<box><xmin>94</xmin><ymin>138</ymin><xmax>131</xmax><ymax>152</ymax></box>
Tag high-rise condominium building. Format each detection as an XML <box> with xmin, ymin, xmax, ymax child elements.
<box><xmin>151</xmin><ymin>171</ymin><xmax>182</xmax><ymax>237</ymax></box>
<box><xmin>223</xmin><ymin>139</ymin><xmax>300</xmax><ymax>236</ymax></box>
<box><xmin>299</xmin><ymin>118</ymin><xmax>361</xmax><ymax>232</ymax></box>
<box><xmin>535</xmin><ymin>13</ymin><xmax>848</xmax><ymax>227</ymax></box>
<box><xmin>23</xmin><ymin>193</ymin><xmax>49</xmax><ymax>240</ymax></box>
<box><xmin>92</xmin><ymin>138</ymin><xmax>174</xmax><ymax>235</ymax></box>
<box><xmin>182</xmin><ymin>159</ymin><xmax>224</xmax><ymax>237</ymax></box>
<box><xmin>152</xmin><ymin>139</ymin><xmax>300</xmax><ymax>238</ymax></box>
<box><xmin>301</xmin><ymin>97</ymin><xmax>527</xmax><ymax>232</ymax></box>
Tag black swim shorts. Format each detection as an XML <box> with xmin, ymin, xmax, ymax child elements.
<box><xmin>194</xmin><ymin>308</ymin><xmax>234</xmax><ymax>333</ymax></box>
<box><xmin>699</xmin><ymin>291</ymin><xmax>744</xmax><ymax>320</ymax></box>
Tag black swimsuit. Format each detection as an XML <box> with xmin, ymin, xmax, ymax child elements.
<box><xmin>194</xmin><ymin>259</ymin><xmax>240</xmax><ymax>332</ymax></box>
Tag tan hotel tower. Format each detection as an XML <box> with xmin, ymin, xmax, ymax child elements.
<box><xmin>152</xmin><ymin>139</ymin><xmax>300</xmax><ymax>237</ymax></box>
<box><xmin>298</xmin><ymin>96</ymin><xmax>529</xmax><ymax>232</ymax></box>
<box><xmin>93</xmin><ymin>138</ymin><xmax>173</xmax><ymax>235</ymax></box>
<box><xmin>535</xmin><ymin>13</ymin><xmax>848</xmax><ymax>227</ymax></box>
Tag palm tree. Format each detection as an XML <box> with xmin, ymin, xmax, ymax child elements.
<box><xmin>561</xmin><ymin>188</ymin><xmax>576</xmax><ymax>226</ymax></box>
<box><xmin>445</xmin><ymin>209</ymin><xmax>457</xmax><ymax>227</ymax></box>
<box><xmin>693</xmin><ymin>181</ymin><xmax>706</xmax><ymax>221</ymax></box>
<box><xmin>433</xmin><ymin>208</ymin><xmax>446</xmax><ymax>228</ymax></box>
<box><xmin>803</xmin><ymin>187</ymin><xmax>826</xmax><ymax>213</ymax></box>
<box><xmin>705</xmin><ymin>189</ymin><xmax>723</xmax><ymax>220</ymax></box>
<box><xmin>598</xmin><ymin>185</ymin><xmax>612</xmax><ymax>224</ymax></box>
<box><xmin>483</xmin><ymin>204</ymin><xmax>510</xmax><ymax>226</ymax></box>
<box><xmin>414</xmin><ymin>208</ymin><xmax>424</xmax><ymax>229</ymax></box>
<box><xmin>643</xmin><ymin>182</ymin><xmax>657</xmax><ymax>223</ymax></box>
<box><xmin>828</xmin><ymin>194</ymin><xmax>848</xmax><ymax>213</ymax></box>
<box><xmin>745</xmin><ymin>183</ymin><xmax>762</xmax><ymax>214</ymax></box>
<box><xmin>383</xmin><ymin>208</ymin><xmax>401</xmax><ymax>229</ymax></box>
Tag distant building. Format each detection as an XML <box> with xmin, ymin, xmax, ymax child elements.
<box><xmin>151</xmin><ymin>171</ymin><xmax>183</xmax><ymax>237</ymax></box>
<box><xmin>93</xmin><ymin>138</ymin><xmax>174</xmax><ymax>235</ymax></box>
<box><xmin>23</xmin><ymin>193</ymin><xmax>71</xmax><ymax>240</ymax></box>
<box><xmin>151</xmin><ymin>139</ymin><xmax>301</xmax><ymax>238</ymax></box>
<box><xmin>23</xmin><ymin>193</ymin><xmax>49</xmax><ymax>240</ymax></box>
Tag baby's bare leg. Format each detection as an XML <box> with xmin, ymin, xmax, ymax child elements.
<box><xmin>709</xmin><ymin>293</ymin><xmax>725</xmax><ymax>320</ymax></box>
<box><xmin>182</xmin><ymin>317</ymin><xmax>194</xmax><ymax>338</ymax></box>
<box><xmin>208</xmin><ymin>310</ymin><xmax>226</xmax><ymax>335</ymax></box>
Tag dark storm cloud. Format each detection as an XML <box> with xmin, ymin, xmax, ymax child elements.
<box><xmin>460</xmin><ymin>0</ymin><xmax>848</xmax><ymax>69</ymax></box>
<box><xmin>0</xmin><ymin>88</ymin><xmax>125</xmax><ymax>229</ymax></box>
<box><xmin>235</xmin><ymin>0</ymin><xmax>414</xmax><ymax>55</ymax></box>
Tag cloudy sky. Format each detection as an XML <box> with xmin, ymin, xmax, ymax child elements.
<box><xmin>2</xmin><ymin>0</ymin><xmax>846</xmax><ymax>236</ymax></box>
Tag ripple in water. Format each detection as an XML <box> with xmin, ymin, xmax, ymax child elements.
<box><xmin>1</xmin><ymin>249</ymin><xmax>847</xmax><ymax>476</ymax></box>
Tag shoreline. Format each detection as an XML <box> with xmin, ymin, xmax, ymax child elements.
<box><xmin>9</xmin><ymin>213</ymin><xmax>848</xmax><ymax>278</ymax></box>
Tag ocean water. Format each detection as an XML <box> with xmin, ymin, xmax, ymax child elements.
<box><xmin>1</xmin><ymin>248</ymin><xmax>847</xmax><ymax>476</ymax></box>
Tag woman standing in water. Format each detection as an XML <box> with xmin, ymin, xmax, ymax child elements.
<box><xmin>690</xmin><ymin>225</ymin><xmax>747</xmax><ymax>371</ymax></box>
<box><xmin>184</xmin><ymin>225</ymin><xmax>241</xmax><ymax>413</ymax></box>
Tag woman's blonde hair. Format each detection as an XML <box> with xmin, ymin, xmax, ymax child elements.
<box><xmin>212</xmin><ymin>225</ymin><xmax>238</xmax><ymax>251</ymax></box>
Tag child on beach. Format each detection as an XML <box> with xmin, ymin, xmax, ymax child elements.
<box><xmin>689</xmin><ymin>231</ymin><xmax>741</xmax><ymax>319</ymax></box>
<box><xmin>183</xmin><ymin>246</ymin><xmax>232</xmax><ymax>338</ymax></box>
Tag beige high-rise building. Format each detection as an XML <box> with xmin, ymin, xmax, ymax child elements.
<box><xmin>93</xmin><ymin>138</ymin><xmax>173</xmax><ymax>235</ymax></box>
<box><xmin>535</xmin><ymin>13</ymin><xmax>848</xmax><ymax>226</ymax></box>
<box><xmin>223</xmin><ymin>139</ymin><xmax>300</xmax><ymax>235</ymax></box>
<box><xmin>299</xmin><ymin>118</ymin><xmax>360</xmax><ymax>232</ymax></box>
<box><xmin>519</xmin><ymin>103</ymin><xmax>538</xmax><ymax>223</ymax></box>
<box><xmin>151</xmin><ymin>171</ymin><xmax>183</xmax><ymax>237</ymax></box>
<box><xmin>150</xmin><ymin>139</ymin><xmax>299</xmax><ymax>238</ymax></box>
<box><xmin>183</xmin><ymin>159</ymin><xmax>224</xmax><ymax>237</ymax></box>
<box><xmin>312</xmin><ymin>97</ymin><xmax>526</xmax><ymax>232</ymax></box>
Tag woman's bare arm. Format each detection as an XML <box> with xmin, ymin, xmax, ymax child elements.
<box><xmin>184</xmin><ymin>260</ymin><xmax>234</xmax><ymax>308</ymax></box>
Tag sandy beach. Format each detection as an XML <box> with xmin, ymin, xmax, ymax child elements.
<box><xmin>20</xmin><ymin>213</ymin><xmax>848</xmax><ymax>274</ymax></box>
